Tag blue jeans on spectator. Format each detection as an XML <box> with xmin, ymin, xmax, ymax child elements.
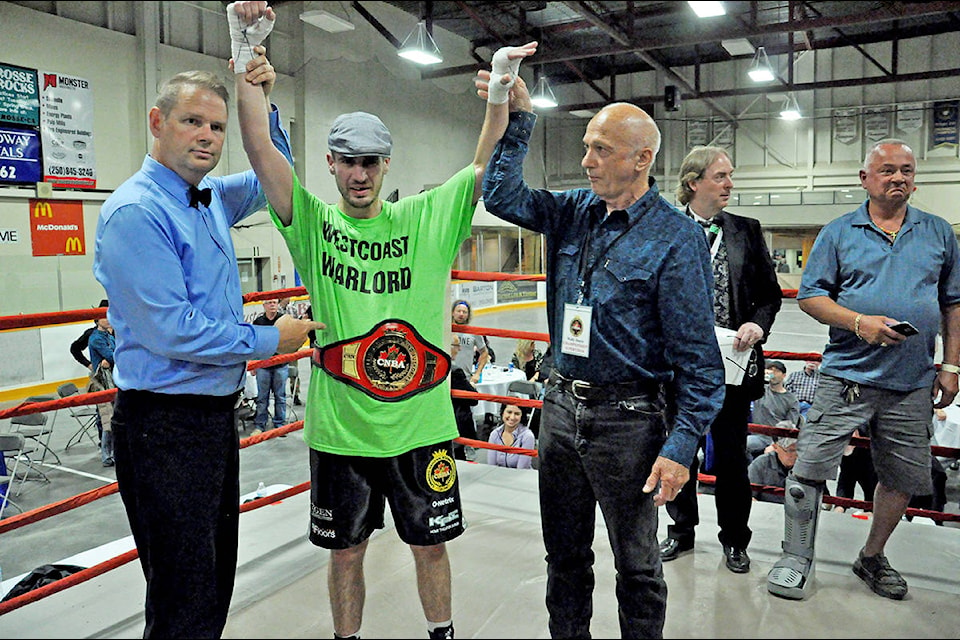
<box><xmin>538</xmin><ymin>382</ymin><xmax>668</xmax><ymax>639</ymax></box>
<box><xmin>255</xmin><ymin>365</ymin><xmax>288</xmax><ymax>431</ymax></box>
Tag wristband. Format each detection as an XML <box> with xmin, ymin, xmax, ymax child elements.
<box><xmin>227</xmin><ymin>2</ymin><xmax>275</xmax><ymax>74</ymax></box>
<box><xmin>854</xmin><ymin>313</ymin><xmax>864</xmax><ymax>341</ymax></box>
<box><xmin>941</xmin><ymin>363</ymin><xmax>960</xmax><ymax>374</ymax></box>
<box><xmin>487</xmin><ymin>46</ymin><xmax>522</xmax><ymax>104</ymax></box>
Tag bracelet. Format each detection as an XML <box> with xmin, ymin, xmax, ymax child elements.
<box><xmin>854</xmin><ymin>313</ymin><xmax>864</xmax><ymax>341</ymax></box>
<box><xmin>941</xmin><ymin>363</ymin><xmax>960</xmax><ymax>374</ymax></box>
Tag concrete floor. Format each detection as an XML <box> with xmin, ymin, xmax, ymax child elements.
<box><xmin>1</xmin><ymin>300</ymin><xmax>959</xmax><ymax>638</ymax></box>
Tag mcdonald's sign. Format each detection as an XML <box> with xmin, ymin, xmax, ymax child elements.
<box><xmin>29</xmin><ymin>198</ymin><xmax>85</xmax><ymax>256</ymax></box>
<box><xmin>33</xmin><ymin>201</ymin><xmax>52</xmax><ymax>217</ymax></box>
<box><xmin>65</xmin><ymin>236</ymin><xmax>83</xmax><ymax>253</ymax></box>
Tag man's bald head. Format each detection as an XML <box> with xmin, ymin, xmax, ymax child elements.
<box><xmin>591</xmin><ymin>102</ymin><xmax>661</xmax><ymax>163</ymax></box>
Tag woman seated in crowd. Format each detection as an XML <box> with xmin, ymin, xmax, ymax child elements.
<box><xmin>487</xmin><ymin>403</ymin><xmax>536</xmax><ymax>470</ymax></box>
<box><xmin>511</xmin><ymin>339</ymin><xmax>543</xmax><ymax>381</ymax></box>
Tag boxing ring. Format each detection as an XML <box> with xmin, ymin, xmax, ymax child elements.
<box><xmin>1</xmin><ymin>272</ymin><xmax>959</xmax><ymax>638</ymax></box>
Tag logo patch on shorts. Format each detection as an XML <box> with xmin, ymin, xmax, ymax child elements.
<box><xmin>425</xmin><ymin>448</ymin><xmax>456</xmax><ymax>493</ymax></box>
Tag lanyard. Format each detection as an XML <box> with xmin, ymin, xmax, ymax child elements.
<box><xmin>576</xmin><ymin>206</ymin><xmax>649</xmax><ymax>304</ymax></box>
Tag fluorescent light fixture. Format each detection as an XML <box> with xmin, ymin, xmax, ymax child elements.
<box><xmin>748</xmin><ymin>46</ymin><xmax>775</xmax><ymax>82</ymax></box>
<box><xmin>780</xmin><ymin>93</ymin><xmax>802</xmax><ymax>120</ymax></box>
<box><xmin>398</xmin><ymin>21</ymin><xmax>443</xmax><ymax>65</ymax></box>
<box><xmin>299</xmin><ymin>9</ymin><xmax>355</xmax><ymax>33</ymax></box>
<box><xmin>688</xmin><ymin>1</ymin><xmax>726</xmax><ymax>17</ymax></box>
<box><xmin>569</xmin><ymin>109</ymin><xmax>597</xmax><ymax>119</ymax></box>
<box><xmin>531</xmin><ymin>76</ymin><xmax>558</xmax><ymax>109</ymax></box>
<box><xmin>721</xmin><ymin>38</ymin><xmax>755</xmax><ymax>56</ymax></box>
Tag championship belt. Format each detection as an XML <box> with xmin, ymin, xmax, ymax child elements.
<box><xmin>313</xmin><ymin>319</ymin><xmax>451</xmax><ymax>402</ymax></box>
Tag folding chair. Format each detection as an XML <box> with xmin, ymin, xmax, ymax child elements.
<box><xmin>58</xmin><ymin>382</ymin><xmax>100</xmax><ymax>450</ymax></box>
<box><xmin>12</xmin><ymin>396</ymin><xmax>62</xmax><ymax>467</ymax></box>
<box><xmin>0</xmin><ymin>432</ymin><xmax>28</xmax><ymax>518</ymax></box>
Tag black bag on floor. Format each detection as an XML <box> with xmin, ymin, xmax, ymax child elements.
<box><xmin>1</xmin><ymin>563</ymin><xmax>85</xmax><ymax>602</ymax></box>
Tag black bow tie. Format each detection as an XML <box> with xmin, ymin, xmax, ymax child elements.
<box><xmin>188</xmin><ymin>185</ymin><xmax>212</xmax><ymax>209</ymax></box>
<box><xmin>697</xmin><ymin>219</ymin><xmax>712</xmax><ymax>228</ymax></box>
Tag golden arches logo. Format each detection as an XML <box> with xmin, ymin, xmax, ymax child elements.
<box><xmin>33</xmin><ymin>202</ymin><xmax>53</xmax><ymax>218</ymax></box>
<box><xmin>65</xmin><ymin>236</ymin><xmax>83</xmax><ymax>253</ymax></box>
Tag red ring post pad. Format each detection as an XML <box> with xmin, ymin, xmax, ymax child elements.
<box><xmin>313</xmin><ymin>319</ymin><xmax>451</xmax><ymax>402</ymax></box>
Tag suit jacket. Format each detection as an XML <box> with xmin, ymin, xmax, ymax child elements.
<box><xmin>702</xmin><ymin>209</ymin><xmax>783</xmax><ymax>400</ymax></box>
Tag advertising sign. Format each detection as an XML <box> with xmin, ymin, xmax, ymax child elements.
<box><xmin>0</xmin><ymin>63</ymin><xmax>39</xmax><ymax>126</ymax></box>
<box><xmin>0</xmin><ymin>126</ymin><xmax>40</xmax><ymax>184</ymax></box>
<box><xmin>29</xmin><ymin>198</ymin><xmax>85</xmax><ymax>256</ymax></box>
<box><xmin>39</xmin><ymin>70</ymin><xmax>96</xmax><ymax>188</ymax></box>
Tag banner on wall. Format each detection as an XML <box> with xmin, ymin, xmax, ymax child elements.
<box><xmin>455</xmin><ymin>281</ymin><xmax>496</xmax><ymax>308</ymax></box>
<box><xmin>833</xmin><ymin>108</ymin><xmax>858</xmax><ymax>144</ymax></box>
<box><xmin>896</xmin><ymin>102</ymin><xmax>924</xmax><ymax>133</ymax></box>
<box><xmin>932</xmin><ymin>100</ymin><xmax>958</xmax><ymax>147</ymax></box>
<box><xmin>38</xmin><ymin>70</ymin><xmax>96</xmax><ymax>188</ymax></box>
<box><xmin>0</xmin><ymin>63</ymin><xmax>39</xmax><ymax>126</ymax></box>
<box><xmin>29</xmin><ymin>198</ymin><xmax>85</xmax><ymax>256</ymax></box>
<box><xmin>686</xmin><ymin>120</ymin><xmax>710</xmax><ymax>148</ymax></box>
<box><xmin>496</xmin><ymin>280</ymin><xmax>538</xmax><ymax>303</ymax></box>
<box><xmin>0</xmin><ymin>126</ymin><xmax>41</xmax><ymax>184</ymax></box>
<box><xmin>863</xmin><ymin>107</ymin><xmax>890</xmax><ymax>142</ymax></box>
<box><xmin>713</xmin><ymin>121</ymin><xmax>735</xmax><ymax>149</ymax></box>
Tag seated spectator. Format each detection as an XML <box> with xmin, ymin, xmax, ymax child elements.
<box><xmin>487</xmin><ymin>403</ymin><xmax>536</xmax><ymax>470</ymax></box>
<box><xmin>511</xmin><ymin>339</ymin><xmax>543</xmax><ymax>381</ymax></box>
<box><xmin>449</xmin><ymin>338</ymin><xmax>479</xmax><ymax>461</ymax></box>
<box><xmin>784</xmin><ymin>360</ymin><xmax>820</xmax><ymax>417</ymax></box>
<box><xmin>747</xmin><ymin>436</ymin><xmax>798</xmax><ymax>503</ymax></box>
<box><xmin>747</xmin><ymin>360</ymin><xmax>801</xmax><ymax>461</ymax></box>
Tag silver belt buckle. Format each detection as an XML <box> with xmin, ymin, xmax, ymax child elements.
<box><xmin>570</xmin><ymin>379</ymin><xmax>591</xmax><ymax>401</ymax></box>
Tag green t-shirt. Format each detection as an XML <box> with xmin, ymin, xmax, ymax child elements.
<box><xmin>271</xmin><ymin>166</ymin><xmax>476</xmax><ymax>456</ymax></box>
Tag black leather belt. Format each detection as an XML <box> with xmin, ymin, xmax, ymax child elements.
<box><xmin>553</xmin><ymin>372</ymin><xmax>660</xmax><ymax>403</ymax></box>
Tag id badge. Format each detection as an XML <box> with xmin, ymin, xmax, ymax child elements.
<box><xmin>561</xmin><ymin>303</ymin><xmax>592</xmax><ymax>358</ymax></box>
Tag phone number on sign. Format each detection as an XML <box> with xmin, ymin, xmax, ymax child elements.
<box><xmin>47</xmin><ymin>165</ymin><xmax>94</xmax><ymax>177</ymax></box>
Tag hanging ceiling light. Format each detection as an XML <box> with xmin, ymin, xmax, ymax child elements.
<box><xmin>780</xmin><ymin>93</ymin><xmax>802</xmax><ymax>120</ymax></box>
<box><xmin>530</xmin><ymin>75</ymin><xmax>558</xmax><ymax>109</ymax></box>
<box><xmin>398</xmin><ymin>20</ymin><xmax>443</xmax><ymax>65</ymax></box>
<box><xmin>748</xmin><ymin>46</ymin><xmax>775</xmax><ymax>82</ymax></box>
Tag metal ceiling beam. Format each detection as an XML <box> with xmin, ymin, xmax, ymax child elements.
<box><xmin>562</xmin><ymin>66</ymin><xmax>960</xmax><ymax>114</ymax></box>
<box><xmin>419</xmin><ymin>1</ymin><xmax>960</xmax><ymax>80</ymax></box>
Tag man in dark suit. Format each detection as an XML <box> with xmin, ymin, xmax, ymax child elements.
<box><xmin>659</xmin><ymin>146</ymin><xmax>783</xmax><ymax>573</ymax></box>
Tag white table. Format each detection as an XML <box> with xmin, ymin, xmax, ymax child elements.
<box><xmin>472</xmin><ymin>365</ymin><xmax>528</xmax><ymax>422</ymax></box>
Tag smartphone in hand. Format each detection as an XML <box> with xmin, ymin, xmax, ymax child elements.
<box><xmin>889</xmin><ymin>321</ymin><xmax>919</xmax><ymax>336</ymax></box>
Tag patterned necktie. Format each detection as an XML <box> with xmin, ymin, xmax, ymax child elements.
<box><xmin>188</xmin><ymin>185</ymin><xmax>212</xmax><ymax>209</ymax></box>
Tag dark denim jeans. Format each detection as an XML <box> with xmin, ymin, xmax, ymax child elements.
<box><xmin>539</xmin><ymin>383</ymin><xmax>668</xmax><ymax>639</ymax></box>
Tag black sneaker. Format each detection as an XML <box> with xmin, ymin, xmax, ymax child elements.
<box><xmin>428</xmin><ymin>624</ymin><xmax>454</xmax><ymax>639</ymax></box>
<box><xmin>853</xmin><ymin>550</ymin><xmax>907</xmax><ymax>600</ymax></box>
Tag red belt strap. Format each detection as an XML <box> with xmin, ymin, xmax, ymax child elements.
<box><xmin>313</xmin><ymin>319</ymin><xmax>451</xmax><ymax>402</ymax></box>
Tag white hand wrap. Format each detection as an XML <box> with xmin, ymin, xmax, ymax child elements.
<box><xmin>487</xmin><ymin>46</ymin><xmax>522</xmax><ymax>104</ymax></box>
<box><xmin>227</xmin><ymin>2</ymin><xmax>275</xmax><ymax>74</ymax></box>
